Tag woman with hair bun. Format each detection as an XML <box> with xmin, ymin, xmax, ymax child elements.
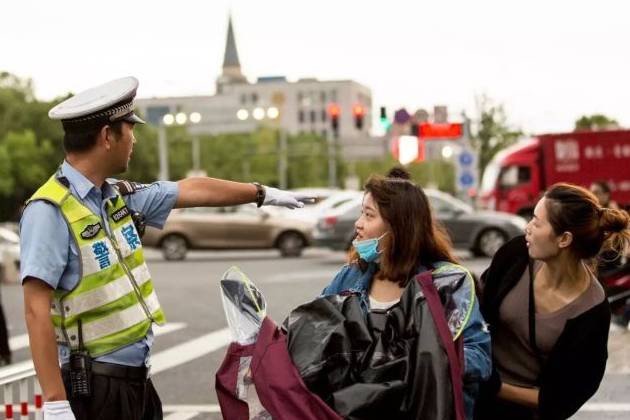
<box><xmin>475</xmin><ymin>183</ymin><xmax>630</xmax><ymax>420</ymax></box>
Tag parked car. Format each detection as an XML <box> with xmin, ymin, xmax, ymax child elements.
<box><xmin>142</xmin><ymin>204</ymin><xmax>314</xmax><ymax>260</ymax></box>
<box><xmin>273</xmin><ymin>190</ymin><xmax>363</xmax><ymax>224</ymax></box>
<box><xmin>314</xmin><ymin>189</ymin><xmax>527</xmax><ymax>257</ymax></box>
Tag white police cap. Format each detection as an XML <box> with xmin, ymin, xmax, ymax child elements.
<box><xmin>49</xmin><ymin>76</ymin><xmax>145</xmax><ymax>130</ymax></box>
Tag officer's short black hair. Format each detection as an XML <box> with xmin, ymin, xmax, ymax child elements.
<box><xmin>63</xmin><ymin>121</ymin><xmax>125</xmax><ymax>153</ymax></box>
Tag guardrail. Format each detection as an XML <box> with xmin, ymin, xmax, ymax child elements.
<box><xmin>0</xmin><ymin>361</ymin><xmax>41</xmax><ymax>419</ymax></box>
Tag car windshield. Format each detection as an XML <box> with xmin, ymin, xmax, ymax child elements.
<box><xmin>427</xmin><ymin>191</ymin><xmax>473</xmax><ymax>214</ymax></box>
<box><xmin>479</xmin><ymin>159</ymin><xmax>501</xmax><ymax>194</ymax></box>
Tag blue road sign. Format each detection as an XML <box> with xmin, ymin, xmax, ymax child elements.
<box><xmin>459</xmin><ymin>151</ymin><xmax>474</xmax><ymax>166</ymax></box>
<box><xmin>459</xmin><ymin>172</ymin><xmax>475</xmax><ymax>188</ymax></box>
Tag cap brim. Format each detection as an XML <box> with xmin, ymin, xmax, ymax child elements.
<box><xmin>122</xmin><ymin>113</ymin><xmax>145</xmax><ymax>125</ymax></box>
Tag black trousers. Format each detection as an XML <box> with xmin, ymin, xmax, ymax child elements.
<box><xmin>63</xmin><ymin>366</ymin><xmax>163</xmax><ymax>420</ymax></box>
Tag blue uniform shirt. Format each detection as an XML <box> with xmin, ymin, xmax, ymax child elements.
<box><xmin>20</xmin><ymin>161</ymin><xmax>179</xmax><ymax>367</ymax></box>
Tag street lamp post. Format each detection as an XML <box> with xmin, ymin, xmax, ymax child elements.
<box><xmin>236</xmin><ymin>106</ymin><xmax>285</xmax><ymax>187</ymax></box>
<box><xmin>158</xmin><ymin>113</ymin><xmax>175</xmax><ymax>181</ymax></box>
<box><xmin>158</xmin><ymin>112</ymin><xmax>201</xmax><ymax>181</ymax></box>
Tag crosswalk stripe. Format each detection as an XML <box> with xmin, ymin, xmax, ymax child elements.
<box><xmin>580</xmin><ymin>402</ymin><xmax>630</xmax><ymax>412</ymax></box>
<box><xmin>151</xmin><ymin>328</ymin><xmax>231</xmax><ymax>375</ymax></box>
<box><xmin>163</xmin><ymin>405</ymin><xmax>221</xmax><ymax>413</ymax></box>
<box><xmin>2</xmin><ymin>322</ymin><xmax>189</xmax><ymax>376</ymax></box>
<box><xmin>8</xmin><ymin>322</ymin><xmax>187</xmax><ymax>352</ymax></box>
<box><xmin>163</xmin><ymin>412</ymin><xmax>201</xmax><ymax>420</ymax></box>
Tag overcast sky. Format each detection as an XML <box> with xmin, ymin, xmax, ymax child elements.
<box><xmin>2</xmin><ymin>0</ymin><xmax>628</xmax><ymax>133</ymax></box>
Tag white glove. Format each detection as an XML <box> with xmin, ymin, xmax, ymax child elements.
<box><xmin>44</xmin><ymin>401</ymin><xmax>76</xmax><ymax>420</ymax></box>
<box><xmin>263</xmin><ymin>187</ymin><xmax>316</xmax><ymax>209</ymax></box>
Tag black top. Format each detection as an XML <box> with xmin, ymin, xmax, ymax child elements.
<box><xmin>477</xmin><ymin>235</ymin><xmax>611</xmax><ymax>420</ymax></box>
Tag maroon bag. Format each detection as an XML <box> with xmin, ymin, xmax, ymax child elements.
<box><xmin>215</xmin><ymin>316</ymin><xmax>342</xmax><ymax>420</ymax></box>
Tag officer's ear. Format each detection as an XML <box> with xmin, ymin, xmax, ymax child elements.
<box><xmin>100</xmin><ymin>125</ymin><xmax>115</xmax><ymax>151</ymax></box>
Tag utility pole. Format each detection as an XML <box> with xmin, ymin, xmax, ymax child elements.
<box><xmin>327</xmin><ymin>103</ymin><xmax>341</xmax><ymax>188</ymax></box>
<box><xmin>278</xmin><ymin>129</ymin><xmax>288</xmax><ymax>189</ymax></box>
<box><xmin>192</xmin><ymin>135</ymin><xmax>200</xmax><ymax>171</ymax></box>
<box><xmin>158</xmin><ymin>124</ymin><xmax>169</xmax><ymax>181</ymax></box>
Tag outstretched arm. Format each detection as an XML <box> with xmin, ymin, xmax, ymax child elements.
<box><xmin>175</xmin><ymin>177</ymin><xmax>314</xmax><ymax>209</ymax></box>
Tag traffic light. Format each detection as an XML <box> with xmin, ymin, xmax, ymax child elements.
<box><xmin>379</xmin><ymin>106</ymin><xmax>391</xmax><ymax>131</ymax></box>
<box><xmin>411</xmin><ymin>123</ymin><xmax>419</xmax><ymax>137</ymax></box>
<box><xmin>353</xmin><ymin>104</ymin><xmax>365</xmax><ymax>130</ymax></box>
<box><xmin>327</xmin><ymin>103</ymin><xmax>340</xmax><ymax>137</ymax></box>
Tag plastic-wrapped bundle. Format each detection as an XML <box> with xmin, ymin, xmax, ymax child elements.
<box><xmin>220</xmin><ymin>266</ymin><xmax>267</xmax><ymax>345</ymax></box>
<box><xmin>216</xmin><ymin>267</ymin><xmax>341</xmax><ymax>420</ymax></box>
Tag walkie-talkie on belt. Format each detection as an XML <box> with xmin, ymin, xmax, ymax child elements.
<box><xmin>69</xmin><ymin>319</ymin><xmax>91</xmax><ymax>398</ymax></box>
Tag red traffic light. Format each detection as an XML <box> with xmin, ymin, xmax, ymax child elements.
<box><xmin>352</xmin><ymin>104</ymin><xmax>365</xmax><ymax>117</ymax></box>
<box><xmin>327</xmin><ymin>103</ymin><xmax>341</xmax><ymax>118</ymax></box>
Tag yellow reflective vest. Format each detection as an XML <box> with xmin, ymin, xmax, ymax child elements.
<box><xmin>27</xmin><ymin>175</ymin><xmax>165</xmax><ymax>357</ymax></box>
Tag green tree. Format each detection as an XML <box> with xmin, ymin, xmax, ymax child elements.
<box><xmin>574</xmin><ymin>114</ymin><xmax>620</xmax><ymax>131</ymax></box>
<box><xmin>354</xmin><ymin>158</ymin><xmax>455</xmax><ymax>193</ymax></box>
<box><xmin>470</xmin><ymin>96</ymin><xmax>522</xmax><ymax>180</ymax></box>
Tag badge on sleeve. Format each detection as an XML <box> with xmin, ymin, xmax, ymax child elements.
<box><xmin>115</xmin><ymin>180</ymin><xmax>150</xmax><ymax>196</ymax></box>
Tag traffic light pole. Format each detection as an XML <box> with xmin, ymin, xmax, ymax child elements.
<box><xmin>278</xmin><ymin>129</ymin><xmax>288</xmax><ymax>189</ymax></box>
<box><xmin>158</xmin><ymin>124</ymin><xmax>169</xmax><ymax>181</ymax></box>
<box><xmin>327</xmin><ymin>131</ymin><xmax>337</xmax><ymax>188</ymax></box>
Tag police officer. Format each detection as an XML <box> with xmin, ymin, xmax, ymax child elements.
<box><xmin>20</xmin><ymin>77</ymin><xmax>313</xmax><ymax>420</ymax></box>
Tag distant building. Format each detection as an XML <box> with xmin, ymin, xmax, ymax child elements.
<box><xmin>135</xmin><ymin>15</ymin><xmax>382</xmax><ymax>160</ymax></box>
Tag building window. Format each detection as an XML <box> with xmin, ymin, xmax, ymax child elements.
<box><xmin>251</xmin><ymin>93</ymin><xmax>258</xmax><ymax>104</ymax></box>
<box><xmin>321</xmin><ymin>91</ymin><xmax>326</xmax><ymax>104</ymax></box>
<box><xmin>297</xmin><ymin>92</ymin><xmax>303</xmax><ymax>103</ymax></box>
<box><xmin>310</xmin><ymin>110</ymin><xmax>316</xmax><ymax>123</ymax></box>
<box><xmin>330</xmin><ymin>90</ymin><xmax>337</xmax><ymax>102</ymax></box>
<box><xmin>240</xmin><ymin>94</ymin><xmax>247</xmax><ymax>105</ymax></box>
<box><xmin>321</xmin><ymin>110</ymin><xmax>327</xmax><ymax>122</ymax></box>
<box><xmin>298</xmin><ymin>110</ymin><xmax>305</xmax><ymax>124</ymax></box>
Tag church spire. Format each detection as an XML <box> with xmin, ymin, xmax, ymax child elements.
<box><xmin>216</xmin><ymin>14</ymin><xmax>247</xmax><ymax>93</ymax></box>
<box><xmin>222</xmin><ymin>15</ymin><xmax>241</xmax><ymax>69</ymax></box>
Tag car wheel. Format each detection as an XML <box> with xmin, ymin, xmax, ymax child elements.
<box><xmin>474</xmin><ymin>229</ymin><xmax>507</xmax><ymax>257</ymax></box>
<box><xmin>277</xmin><ymin>232</ymin><xmax>305</xmax><ymax>257</ymax></box>
<box><xmin>161</xmin><ymin>234</ymin><xmax>188</xmax><ymax>261</ymax></box>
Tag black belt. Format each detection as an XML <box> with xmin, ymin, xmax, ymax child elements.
<box><xmin>62</xmin><ymin>361</ymin><xmax>149</xmax><ymax>381</ymax></box>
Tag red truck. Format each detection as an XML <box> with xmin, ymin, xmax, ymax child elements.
<box><xmin>478</xmin><ymin>130</ymin><xmax>630</xmax><ymax>217</ymax></box>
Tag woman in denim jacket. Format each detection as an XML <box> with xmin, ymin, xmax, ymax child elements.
<box><xmin>321</xmin><ymin>168</ymin><xmax>492</xmax><ymax>419</ymax></box>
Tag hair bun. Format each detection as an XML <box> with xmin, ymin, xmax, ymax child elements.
<box><xmin>600</xmin><ymin>208</ymin><xmax>630</xmax><ymax>233</ymax></box>
<box><xmin>386</xmin><ymin>166</ymin><xmax>411</xmax><ymax>180</ymax></box>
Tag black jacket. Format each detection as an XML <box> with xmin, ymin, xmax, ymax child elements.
<box><xmin>475</xmin><ymin>236</ymin><xmax>611</xmax><ymax>420</ymax></box>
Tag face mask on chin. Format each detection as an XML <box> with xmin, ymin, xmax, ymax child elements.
<box><xmin>352</xmin><ymin>232</ymin><xmax>388</xmax><ymax>263</ymax></box>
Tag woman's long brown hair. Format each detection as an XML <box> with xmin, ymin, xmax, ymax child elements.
<box><xmin>349</xmin><ymin>168</ymin><xmax>458</xmax><ymax>286</ymax></box>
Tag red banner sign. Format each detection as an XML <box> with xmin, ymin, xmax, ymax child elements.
<box><xmin>418</xmin><ymin>123</ymin><xmax>463</xmax><ymax>139</ymax></box>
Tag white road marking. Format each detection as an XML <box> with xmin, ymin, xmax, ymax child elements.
<box><xmin>163</xmin><ymin>412</ymin><xmax>203</xmax><ymax>420</ymax></box>
<box><xmin>163</xmin><ymin>404</ymin><xmax>221</xmax><ymax>413</ymax></box>
<box><xmin>2</xmin><ymin>322</ymin><xmax>189</xmax><ymax>377</ymax></box>
<box><xmin>151</xmin><ymin>328</ymin><xmax>232</xmax><ymax>375</ymax></box>
<box><xmin>16</xmin><ymin>404</ymin><xmax>221</xmax><ymax>415</ymax></box>
<box><xmin>263</xmin><ymin>269</ymin><xmax>338</xmax><ymax>284</ymax></box>
<box><xmin>580</xmin><ymin>402</ymin><xmax>630</xmax><ymax>412</ymax></box>
<box><xmin>8</xmin><ymin>322</ymin><xmax>187</xmax><ymax>352</ymax></box>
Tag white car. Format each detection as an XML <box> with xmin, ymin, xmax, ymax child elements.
<box><xmin>275</xmin><ymin>190</ymin><xmax>363</xmax><ymax>225</ymax></box>
<box><xmin>0</xmin><ymin>226</ymin><xmax>20</xmax><ymax>274</ymax></box>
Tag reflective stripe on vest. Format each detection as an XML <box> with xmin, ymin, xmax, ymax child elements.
<box><xmin>27</xmin><ymin>174</ymin><xmax>166</xmax><ymax>357</ymax></box>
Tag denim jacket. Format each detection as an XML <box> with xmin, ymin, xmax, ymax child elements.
<box><xmin>321</xmin><ymin>260</ymin><xmax>492</xmax><ymax>420</ymax></box>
